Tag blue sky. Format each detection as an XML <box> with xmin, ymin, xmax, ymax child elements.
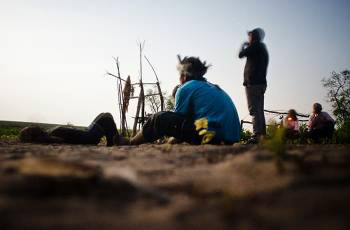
<box><xmin>1</xmin><ymin>0</ymin><xmax>350</xmax><ymax>126</ymax></box>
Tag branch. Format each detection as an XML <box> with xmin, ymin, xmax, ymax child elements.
<box><xmin>144</xmin><ymin>55</ymin><xmax>160</xmax><ymax>82</ymax></box>
<box><xmin>106</xmin><ymin>72</ymin><xmax>126</xmax><ymax>82</ymax></box>
<box><xmin>264</xmin><ymin>109</ymin><xmax>309</xmax><ymax>118</ymax></box>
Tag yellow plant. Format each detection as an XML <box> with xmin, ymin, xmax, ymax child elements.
<box><xmin>194</xmin><ymin>118</ymin><xmax>216</xmax><ymax>144</ymax></box>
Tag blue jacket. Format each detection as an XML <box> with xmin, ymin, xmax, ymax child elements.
<box><xmin>175</xmin><ymin>80</ymin><xmax>240</xmax><ymax>143</ymax></box>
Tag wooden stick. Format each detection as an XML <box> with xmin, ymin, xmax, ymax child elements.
<box><xmin>240</xmin><ymin>119</ymin><xmax>309</xmax><ymax>131</ymax></box>
<box><xmin>115</xmin><ymin>58</ymin><xmax>127</xmax><ymax>135</ymax></box>
<box><xmin>144</xmin><ymin>55</ymin><xmax>159</xmax><ymax>82</ymax></box>
<box><xmin>106</xmin><ymin>72</ymin><xmax>126</xmax><ymax>82</ymax></box>
<box><xmin>139</xmin><ymin>43</ymin><xmax>145</xmax><ymax>126</ymax></box>
<box><xmin>264</xmin><ymin>109</ymin><xmax>309</xmax><ymax>118</ymax></box>
<box><xmin>133</xmin><ymin>42</ymin><xmax>146</xmax><ymax>135</ymax></box>
<box><xmin>144</xmin><ymin>55</ymin><xmax>164</xmax><ymax>111</ymax></box>
<box><xmin>131</xmin><ymin>82</ymin><xmax>158</xmax><ymax>86</ymax></box>
<box><xmin>132</xmin><ymin>82</ymin><xmax>144</xmax><ymax>136</ymax></box>
<box><xmin>129</xmin><ymin>93</ymin><xmax>161</xmax><ymax>99</ymax></box>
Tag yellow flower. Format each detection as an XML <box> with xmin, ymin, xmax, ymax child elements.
<box><xmin>194</xmin><ymin>118</ymin><xmax>216</xmax><ymax>144</ymax></box>
<box><xmin>198</xmin><ymin>129</ymin><xmax>207</xmax><ymax>136</ymax></box>
<box><xmin>201</xmin><ymin>131</ymin><xmax>216</xmax><ymax>144</ymax></box>
<box><xmin>194</xmin><ymin>118</ymin><xmax>208</xmax><ymax>131</ymax></box>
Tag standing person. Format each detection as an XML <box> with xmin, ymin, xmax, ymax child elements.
<box><xmin>130</xmin><ymin>56</ymin><xmax>241</xmax><ymax>145</ymax></box>
<box><xmin>308</xmin><ymin>103</ymin><xmax>335</xmax><ymax>142</ymax></box>
<box><xmin>239</xmin><ymin>28</ymin><xmax>269</xmax><ymax>143</ymax></box>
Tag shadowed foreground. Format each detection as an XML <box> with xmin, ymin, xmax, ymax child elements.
<box><xmin>0</xmin><ymin>142</ymin><xmax>349</xmax><ymax>230</ymax></box>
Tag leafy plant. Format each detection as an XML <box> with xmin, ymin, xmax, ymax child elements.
<box><xmin>263</xmin><ymin>122</ymin><xmax>287</xmax><ymax>173</ymax></box>
<box><xmin>296</xmin><ymin>123</ymin><xmax>309</xmax><ymax>144</ymax></box>
<box><xmin>166</xmin><ymin>96</ymin><xmax>175</xmax><ymax>111</ymax></box>
<box><xmin>240</xmin><ymin>129</ymin><xmax>252</xmax><ymax>142</ymax></box>
<box><xmin>334</xmin><ymin>120</ymin><xmax>350</xmax><ymax>144</ymax></box>
<box><xmin>322</xmin><ymin>70</ymin><xmax>350</xmax><ymax>124</ymax></box>
<box><xmin>264</xmin><ymin>125</ymin><xmax>286</xmax><ymax>156</ymax></box>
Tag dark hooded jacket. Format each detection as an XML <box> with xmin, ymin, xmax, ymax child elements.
<box><xmin>239</xmin><ymin>32</ymin><xmax>269</xmax><ymax>86</ymax></box>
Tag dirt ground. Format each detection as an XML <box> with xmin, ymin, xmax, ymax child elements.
<box><xmin>0</xmin><ymin>142</ymin><xmax>349</xmax><ymax>230</ymax></box>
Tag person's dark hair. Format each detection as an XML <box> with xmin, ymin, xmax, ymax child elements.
<box><xmin>287</xmin><ymin>109</ymin><xmax>298</xmax><ymax>121</ymax></box>
<box><xmin>177</xmin><ymin>55</ymin><xmax>210</xmax><ymax>81</ymax></box>
<box><xmin>248</xmin><ymin>28</ymin><xmax>265</xmax><ymax>42</ymax></box>
<box><xmin>19</xmin><ymin>126</ymin><xmax>49</xmax><ymax>143</ymax></box>
<box><xmin>313</xmin><ymin>103</ymin><xmax>322</xmax><ymax>114</ymax></box>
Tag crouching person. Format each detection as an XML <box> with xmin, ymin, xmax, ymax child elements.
<box><xmin>282</xmin><ymin>109</ymin><xmax>300</xmax><ymax>140</ymax></box>
<box><xmin>20</xmin><ymin>113</ymin><xmax>122</xmax><ymax>146</ymax></box>
<box><xmin>307</xmin><ymin>103</ymin><xmax>335</xmax><ymax>142</ymax></box>
<box><xmin>131</xmin><ymin>56</ymin><xmax>241</xmax><ymax>145</ymax></box>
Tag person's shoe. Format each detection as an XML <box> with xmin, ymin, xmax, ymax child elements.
<box><xmin>130</xmin><ymin>131</ymin><xmax>146</xmax><ymax>145</ymax></box>
<box><xmin>246</xmin><ymin>136</ymin><xmax>259</xmax><ymax>144</ymax></box>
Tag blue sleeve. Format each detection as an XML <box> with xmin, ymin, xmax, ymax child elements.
<box><xmin>174</xmin><ymin>85</ymin><xmax>191</xmax><ymax>116</ymax></box>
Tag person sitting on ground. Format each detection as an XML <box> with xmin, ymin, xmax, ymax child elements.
<box><xmin>130</xmin><ymin>55</ymin><xmax>241</xmax><ymax>145</ymax></box>
<box><xmin>307</xmin><ymin>103</ymin><xmax>335</xmax><ymax>142</ymax></box>
<box><xmin>20</xmin><ymin>113</ymin><xmax>124</xmax><ymax>147</ymax></box>
<box><xmin>282</xmin><ymin>109</ymin><xmax>300</xmax><ymax>139</ymax></box>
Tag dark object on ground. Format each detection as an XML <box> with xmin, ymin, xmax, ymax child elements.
<box><xmin>308</xmin><ymin>122</ymin><xmax>335</xmax><ymax>143</ymax></box>
<box><xmin>142</xmin><ymin>111</ymin><xmax>200</xmax><ymax>144</ymax></box>
<box><xmin>141</xmin><ymin>111</ymin><xmax>235</xmax><ymax>145</ymax></box>
<box><xmin>19</xmin><ymin>113</ymin><xmax>119</xmax><ymax>146</ymax></box>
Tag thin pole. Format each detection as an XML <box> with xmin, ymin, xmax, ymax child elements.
<box><xmin>114</xmin><ymin>57</ymin><xmax>125</xmax><ymax>135</ymax></box>
<box><xmin>144</xmin><ymin>55</ymin><xmax>164</xmax><ymax>111</ymax></box>
<box><xmin>264</xmin><ymin>109</ymin><xmax>309</xmax><ymax>118</ymax></box>
<box><xmin>139</xmin><ymin>43</ymin><xmax>145</xmax><ymax>126</ymax></box>
<box><xmin>144</xmin><ymin>55</ymin><xmax>159</xmax><ymax>82</ymax></box>
<box><xmin>106</xmin><ymin>72</ymin><xmax>126</xmax><ymax>82</ymax></box>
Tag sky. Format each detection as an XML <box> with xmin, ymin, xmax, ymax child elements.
<box><xmin>1</xmin><ymin>0</ymin><xmax>350</xmax><ymax>127</ymax></box>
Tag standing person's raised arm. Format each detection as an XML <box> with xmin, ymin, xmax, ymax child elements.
<box><xmin>239</xmin><ymin>42</ymin><xmax>257</xmax><ymax>58</ymax></box>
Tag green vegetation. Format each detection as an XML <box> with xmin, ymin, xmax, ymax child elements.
<box><xmin>240</xmin><ymin>129</ymin><xmax>252</xmax><ymax>143</ymax></box>
<box><xmin>0</xmin><ymin>121</ymin><xmax>43</xmax><ymax>141</ymax></box>
<box><xmin>334</xmin><ymin>120</ymin><xmax>350</xmax><ymax>144</ymax></box>
<box><xmin>0</xmin><ymin>120</ymin><xmax>85</xmax><ymax>142</ymax></box>
<box><xmin>322</xmin><ymin>70</ymin><xmax>350</xmax><ymax>124</ymax></box>
<box><xmin>0</xmin><ymin>125</ymin><xmax>21</xmax><ymax>141</ymax></box>
<box><xmin>322</xmin><ymin>69</ymin><xmax>350</xmax><ymax>144</ymax></box>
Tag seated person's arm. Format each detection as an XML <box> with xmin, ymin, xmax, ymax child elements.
<box><xmin>174</xmin><ymin>86</ymin><xmax>192</xmax><ymax>116</ymax></box>
<box><xmin>308</xmin><ymin>114</ymin><xmax>316</xmax><ymax>130</ymax></box>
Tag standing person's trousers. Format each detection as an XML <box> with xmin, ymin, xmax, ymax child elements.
<box><xmin>245</xmin><ymin>85</ymin><xmax>267</xmax><ymax>136</ymax></box>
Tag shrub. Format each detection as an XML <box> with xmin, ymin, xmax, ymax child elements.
<box><xmin>0</xmin><ymin>126</ymin><xmax>21</xmax><ymax>136</ymax></box>
<box><xmin>335</xmin><ymin>120</ymin><xmax>350</xmax><ymax>144</ymax></box>
<box><xmin>240</xmin><ymin>129</ymin><xmax>252</xmax><ymax>142</ymax></box>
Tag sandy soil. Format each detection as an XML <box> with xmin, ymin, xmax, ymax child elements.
<box><xmin>0</xmin><ymin>142</ymin><xmax>349</xmax><ymax>230</ymax></box>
